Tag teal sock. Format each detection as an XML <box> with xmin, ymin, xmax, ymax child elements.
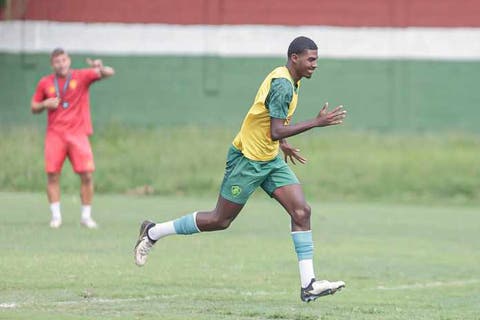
<box><xmin>173</xmin><ymin>212</ymin><xmax>200</xmax><ymax>235</ymax></box>
<box><xmin>291</xmin><ymin>230</ymin><xmax>313</xmax><ymax>260</ymax></box>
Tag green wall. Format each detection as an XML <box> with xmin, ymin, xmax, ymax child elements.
<box><xmin>1</xmin><ymin>53</ymin><xmax>479</xmax><ymax>132</ymax></box>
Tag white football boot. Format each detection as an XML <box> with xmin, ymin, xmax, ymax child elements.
<box><xmin>49</xmin><ymin>217</ymin><xmax>62</xmax><ymax>229</ymax></box>
<box><xmin>134</xmin><ymin>220</ymin><xmax>156</xmax><ymax>266</ymax></box>
<box><xmin>80</xmin><ymin>217</ymin><xmax>98</xmax><ymax>229</ymax></box>
<box><xmin>300</xmin><ymin>279</ymin><xmax>346</xmax><ymax>302</ymax></box>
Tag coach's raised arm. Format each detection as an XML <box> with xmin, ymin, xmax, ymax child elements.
<box><xmin>86</xmin><ymin>58</ymin><xmax>115</xmax><ymax>79</ymax></box>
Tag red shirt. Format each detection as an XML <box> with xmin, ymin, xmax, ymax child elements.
<box><xmin>32</xmin><ymin>69</ymin><xmax>101</xmax><ymax>135</ymax></box>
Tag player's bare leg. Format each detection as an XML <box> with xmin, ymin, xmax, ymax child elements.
<box><xmin>195</xmin><ymin>196</ymin><xmax>244</xmax><ymax>231</ymax></box>
<box><xmin>134</xmin><ymin>195</ymin><xmax>243</xmax><ymax>266</ymax></box>
<box><xmin>47</xmin><ymin>172</ymin><xmax>62</xmax><ymax>228</ymax></box>
<box><xmin>273</xmin><ymin>184</ymin><xmax>345</xmax><ymax>302</ymax></box>
<box><xmin>47</xmin><ymin>172</ymin><xmax>61</xmax><ymax>203</ymax></box>
<box><xmin>79</xmin><ymin>172</ymin><xmax>97</xmax><ymax>228</ymax></box>
<box><xmin>272</xmin><ymin>184</ymin><xmax>310</xmax><ymax>231</ymax></box>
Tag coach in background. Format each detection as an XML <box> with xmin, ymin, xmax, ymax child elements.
<box><xmin>31</xmin><ymin>48</ymin><xmax>115</xmax><ymax>229</ymax></box>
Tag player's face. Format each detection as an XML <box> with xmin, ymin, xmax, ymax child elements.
<box><xmin>51</xmin><ymin>53</ymin><xmax>71</xmax><ymax>77</ymax></box>
<box><xmin>294</xmin><ymin>49</ymin><xmax>318</xmax><ymax>79</ymax></box>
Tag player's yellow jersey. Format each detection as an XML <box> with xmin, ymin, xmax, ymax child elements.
<box><xmin>232</xmin><ymin>66</ymin><xmax>300</xmax><ymax>161</ymax></box>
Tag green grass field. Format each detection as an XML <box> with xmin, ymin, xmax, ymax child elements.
<box><xmin>1</xmin><ymin>192</ymin><xmax>479</xmax><ymax>320</ymax></box>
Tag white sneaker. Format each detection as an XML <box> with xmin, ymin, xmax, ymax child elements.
<box><xmin>134</xmin><ymin>220</ymin><xmax>156</xmax><ymax>266</ymax></box>
<box><xmin>49</xmin><ymin>218</ymin><xmax>62</xmax><ymax>228</ymax></box>
<box><xmin>300</xmin><ymin>279</ymin><xmax>346</xmax><ymax>302</ymax></box>
<box><xmin>80</xmin><ymin>217</ymin><xmax>98</xmax><ymax>229</ymax></box>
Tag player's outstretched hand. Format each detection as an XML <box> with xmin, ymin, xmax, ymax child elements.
<box><xmin>86</xmin><ymin>58</ymin><xmax>103</xmax><ymax>69</ymax></box>
<box><xmin>315</xmin><ymin>102</ymin><xmax>347</xmax><ymax>127</ymax></box>
<box><xmin>280</xmin><ymin>140</ymin><xmax>307</xmax><ymax>165</ymax></box>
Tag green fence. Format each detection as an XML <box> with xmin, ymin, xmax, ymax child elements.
<box><xmin>1</xmin><ymin>53</ymin><xmax>480</xmax><ymax>132</ymax></box>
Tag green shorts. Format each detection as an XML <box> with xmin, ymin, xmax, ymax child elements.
<box><xmin>220</xmin><ymin>146</ymin><xmax>300</xmax><ymax>204</ymax></box>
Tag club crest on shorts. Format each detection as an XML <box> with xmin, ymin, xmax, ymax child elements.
<box><xmin>231</xmin><ymin>185</ymin><xmax>242</xmax><ymax>197</ymax></box>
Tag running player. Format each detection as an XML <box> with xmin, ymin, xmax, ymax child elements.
<box><xmin>134</xmin><ymin>36</ymin><xmax>346</xmax><ymax>302</ymax></box>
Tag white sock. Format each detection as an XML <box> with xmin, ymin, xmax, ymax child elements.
<box><xmin>81</xmin><ymin>205</ymin><xmax>92</xmax><ymax>220</ymax></box>
<box><xmin>148</xmin><ymin>221</ymin><xmax>176</xmax><ymax>241</ymax></box>
<box><xmin>50</xmin><ymin>202</ymin><xmax>61</xmax><ymax>220</ymax></box>
<box><xmin>299</xmin><ymin>259</ymin><xmax>316</xmax><ymax>288</ymax></box>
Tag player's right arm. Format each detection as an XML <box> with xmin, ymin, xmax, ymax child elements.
<box><xmin>31</xmin><ymin>79</ymin><xmax>60</xmax><ymax>114</ymax></box>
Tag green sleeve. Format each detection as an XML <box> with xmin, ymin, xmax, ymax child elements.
<box><xmin>265</xmin><ymin>78</ymin><xmax>293</xmax><ymax>119</ymax></box>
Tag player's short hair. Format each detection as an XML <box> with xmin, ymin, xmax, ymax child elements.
<box><xmin>50</xmin><ymin>47</ymin><xmax>67</xmax><ymax>59</ymax></box>
<box><xmin>287</xmin><ymin>36</ymin><xmax>318</xmax><ymax>58</ymax></box>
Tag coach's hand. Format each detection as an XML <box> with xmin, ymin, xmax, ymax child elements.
<box><xmin>280</xmin><ymin>140</ymin><xmax>307</xmax><ymax>165</ymax></box>
<box><xmin>43</xmin><ymin>97</ymin><xmax>60</xmax><ymax>109</ymax></box>
<box><xmin>315</xmin><ymin>102</ymin><xmax>346</xmax><ymax>127</ymax></box>
<box><xmin>86</xmin><ymin>58</ymin><xmax>103</xmax><ymax>69</ymax></box>
<box><xmin>86</xmin><ymin>58</ymin><xmax>115</xmax><ymax>79</ymax></box>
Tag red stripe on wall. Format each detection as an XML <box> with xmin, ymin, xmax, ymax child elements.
<box><xmin>3</xmin><ymin>0</ymin><xmax>480</xmax><ymax>27</ymax></box>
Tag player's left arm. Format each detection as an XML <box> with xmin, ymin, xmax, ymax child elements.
<box><xmin>270</xmin><ymin>103</ymin><xmax>346</xmax><ymax>141</ymax></box>
<box><xmin>86</xmin><ymin>58</ymin><xmax>115</xmax><ymax>79</ymax></box>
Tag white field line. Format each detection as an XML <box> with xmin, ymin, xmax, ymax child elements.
<box><xmin>1</xmin><ymin>20</ymin><xmax>480</xmax><ymax>60</ymax></box>
<box><xmin>0</xmin><ymin>296</ymin><xmax>170</xmax><ymax>310</ymax></box>
<box><xmin>52</xmin><ymin>295</ymin><xmax>175</xmax><ymax>306</ymax></box>
<box><xmin>1</xmin><ymin>280</ymin><xmax>478</xmax><ymax>309</ymax></box>
<box><xmin>0</xmin><ymin>291</ymin><xmax>276</xmax><ymax>310</ymax></box>
<box><xmin>376</xmin><ymin>279</ymin><xmax>480</xmax><ymax>290</ymax></box>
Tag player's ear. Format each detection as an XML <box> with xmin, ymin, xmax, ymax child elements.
<box><xmin>290</xmin><ymin>53</ymin><xmax>299</xmax><ymax>64</ymax></box>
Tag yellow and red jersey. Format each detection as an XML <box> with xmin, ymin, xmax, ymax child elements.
<box><xmin>32</xmin><ymin>69</ymin><xmax>101</xmax><ymax>135</ymax></box>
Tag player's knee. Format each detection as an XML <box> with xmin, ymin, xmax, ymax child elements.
<box><xmin>217</xmin><ymin>218</ymin><xmax>233</xmax><ymax>230</ymax></box>
<box><xmin>291</xmin><ymin>203</ymin><xmax>311</xmax><ymax>225</ymax></box>
<box><xmin>210</xmin><ymin>215</ymin><xmax>233</xmax><ymax>230</ymax></box>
